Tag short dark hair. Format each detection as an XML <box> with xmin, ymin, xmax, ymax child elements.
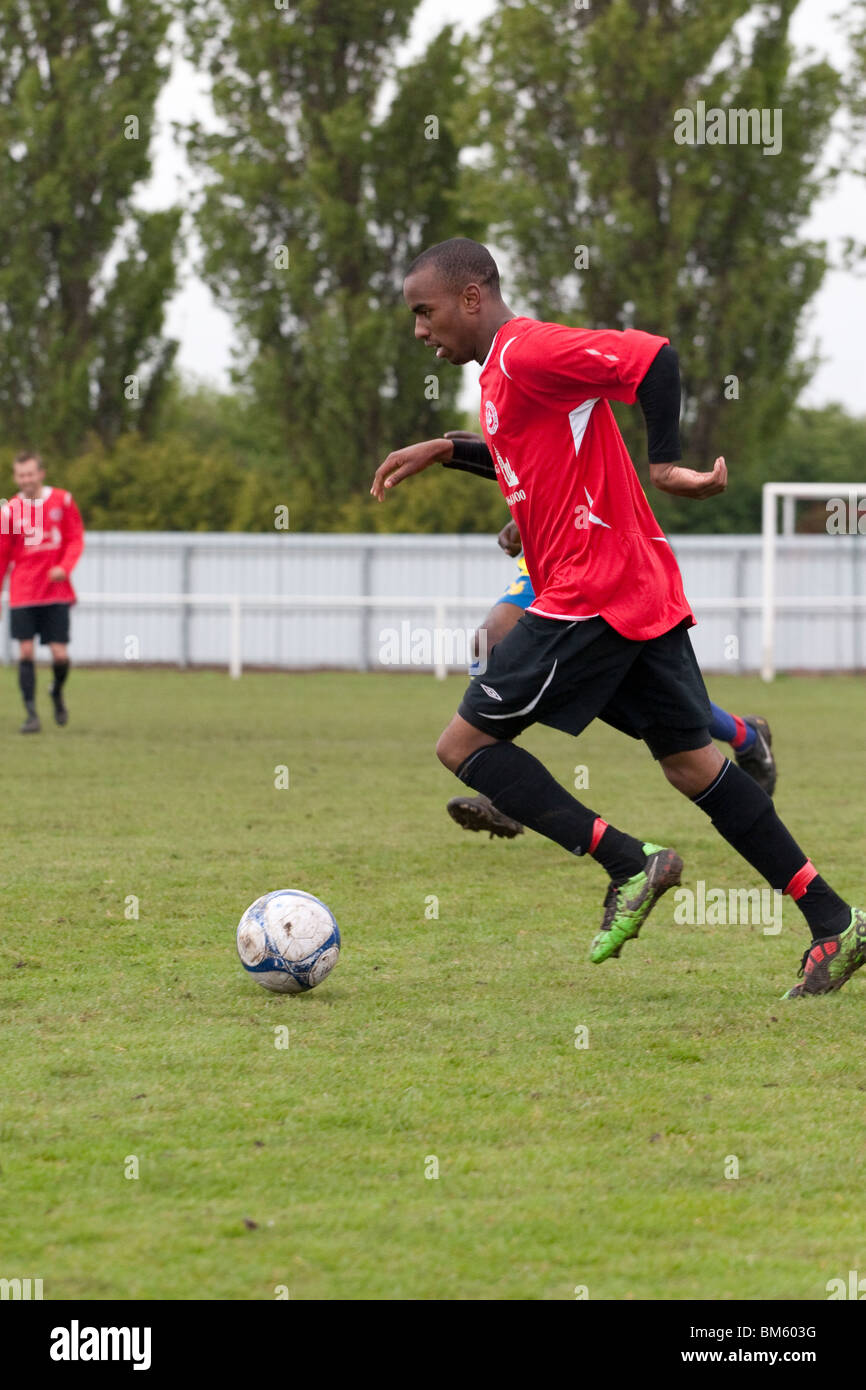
<box><xmin>405</xmin><ymin>238</ymin><xmax>501</xmax><ymax>296</ymax></box>
<box><xmin>14</xmin><ymin>450</ymin><xmax>42</xmax><ymax>468</ymax></box>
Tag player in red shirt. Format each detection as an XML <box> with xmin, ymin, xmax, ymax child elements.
<box><xmin>0</xmin><ymin>451</ymin><xmax>85</xmax><ymax>732</ymax></box>
<box><xmin>371</xmin><ymin>237</ymin><xmax>865</xmax><ymax>999</ymax></box>
<box><xmin>445</xmin><ymin>510</ymin><xmax>776</xmax><ymax>839</ymax></box>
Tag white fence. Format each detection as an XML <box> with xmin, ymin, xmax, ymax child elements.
<box><xmin>761</xmin><ymin>482</ymin><xmax>866</xmax><ymax>679</ymax></box>
<box><xmin>1</xmin><ymin>526</ymin><xmax>864</xmax><ymax>676</ymax></box>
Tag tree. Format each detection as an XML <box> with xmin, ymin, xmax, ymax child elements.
<box><xmin>760</xmin><ymin>403</ymin><xmax>866</xmax><ymax>533</ymax></box>
<box><xmin>58</xmin><ymin>430</ymin><xmax>254</xmax><ymax>531</ymax></box>
<box><xmin>181</xmin><ymin>1</ymin><xmax>484</xmax><ymax>528</ymax></box>
<box><xmin>0</xmin><ymin>0</ymin><xmax>181</xmax><ymax>455</ymax></box>
<box><xmin>466</xmin><ymin>0</ymin><xmax>844</xmax><ymax>532</ymax></box>
<box><xmin>847</xmin><ymin>0</ymin><xmax>866</xmax><ymax>162</ymax></box>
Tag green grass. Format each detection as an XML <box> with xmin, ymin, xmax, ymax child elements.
<box><xmin>1</xmin><ymin>667</ymin><xmax>864</xmax><ymax>1300</ymax></box>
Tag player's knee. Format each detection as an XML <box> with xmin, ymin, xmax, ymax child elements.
<box><xmin>437</xmin><ymin>721</ymin><xmax>497</xmax><ymax>774</ymax></box>
<box><xmin>436</xmin><ymin>723</ymin><xmax>480</xmax><ymax>772</ymax></box>
<box><xmin>660</xmin><ymin>744</ymin><xmax>724</xmax><ymax>797</ymax></box>
<box><xmin>436</xmin><ymin>727</ymin><xmax>462</xmax><ymax>771</ymax></box>
<box><xmin>662</xmin><ymin>761</ymin><xmax>691</xmax><ymax>794</ymax></box>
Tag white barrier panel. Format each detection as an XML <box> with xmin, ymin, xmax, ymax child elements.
<box><xmin>761</xmin><ymin>482</ymin><xmax>866</xmax><ymax>680</ymax></box>
<box><xmin>1</xmin><ymin>527</ymin><xmax>864</xmax><ymax>676</ymax></box>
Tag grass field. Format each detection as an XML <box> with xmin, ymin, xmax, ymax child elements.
<box><xmin>1</xmin><ymin>667</ymin><xmax>864</xmax><ymax>1301</ymax></box>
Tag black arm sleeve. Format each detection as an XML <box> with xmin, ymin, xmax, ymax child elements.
<box><xmin>636</xmin><ymin>344</ymin><xmax>682</xmax><ymax>463</ymax></box>
<box><xmin>442</xmin><ymin>439</ymin><xmax>497</xmax><ymax>481</ymax></box>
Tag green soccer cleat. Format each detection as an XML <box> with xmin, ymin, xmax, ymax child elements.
<box><xmin>589</xmin><ymin>843</ymin><xmax>683</xmax><ymax>964</ymax></box>
<box><xmin>781</xmin><ymin>908</ymin><xmax>866</xmax><ymax>998</ymax></box>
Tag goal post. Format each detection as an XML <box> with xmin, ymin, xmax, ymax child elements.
<box><xmin>761</xmin><ymin>481</ymin><xmax>866</xmax><ymax>683</ymax></box>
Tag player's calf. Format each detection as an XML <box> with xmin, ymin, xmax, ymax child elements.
<box><xmin>17</xmin><ymin>656</ymin><xmax>39</xmax><ymax>732</ymax></box>
<box><xmin>687</xmin><ymin>756</ymin><xmax>857</xmax><ymax>996</ymax></box>
<box><xmin>50</xmin><ymin>658</ymin><xmax>70</xmax><ymax>726</ymax></box>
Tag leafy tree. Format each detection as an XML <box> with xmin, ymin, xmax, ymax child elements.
<box><xmin>466</xmin><ymin>0</ymin><xmax>845</xmax><ymax>533</ymax></box>
<box><xmin>181</xmin><ymin>1</ymin><xmax>484</xmax><ymax>528</ymax></box>
<box><xmin>0</xmin><ymin>0</ymin><xmax>181</xmax><ymax>454</ymax></box>
<box><xmin>759</xmin><ymin>403</ymin><xmax>866</xmax><ymax>533</ymax></box>
<box><xmin>56</xmin><ymin>431</ymin><xmax>253</xmax><ymax>531</ymax></box>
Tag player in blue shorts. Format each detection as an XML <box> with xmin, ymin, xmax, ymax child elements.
<box><xmin>448</xmin><ymin>515</ymin><xmax>777</xmax><ymax>838</ymax></box>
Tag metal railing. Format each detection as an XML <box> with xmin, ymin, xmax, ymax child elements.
<box><xmin>761</xmin><ymin>482</ymin><xmax>866</xmax><ymax>680</ymax></box>
<box><xmin>54</xmin><ymin>587</ymin><xmax>866</xmax><ymax>679</ymax></box>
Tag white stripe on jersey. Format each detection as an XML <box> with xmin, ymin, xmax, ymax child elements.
<box><xmin>567</xmin><ymin>398</ymin><xmax>599</xmax><ymax>461</ymax></box>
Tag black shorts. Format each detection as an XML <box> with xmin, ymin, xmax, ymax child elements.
<box><xmin>458</xmin><ymin>613</ymin><xmax>712</xmax><ymax>760</ymax></box>
<box><xmin>11</xmin><ymin>603</ymin><xmax>71</xmax><ymax>645</ymax></box>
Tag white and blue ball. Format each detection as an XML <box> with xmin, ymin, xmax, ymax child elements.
<box><xmin>236</xmin><ymin>890</ymin><xmax>340</xmax><ymax>994</ymax></box>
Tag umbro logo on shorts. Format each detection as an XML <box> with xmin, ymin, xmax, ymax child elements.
<box><xmin>480</xmin><ymin>683</ymin><xmax>503</xmax><ymax>701</ymax></box>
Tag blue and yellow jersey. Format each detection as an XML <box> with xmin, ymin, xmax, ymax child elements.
<box><xmin>496</xmin><ymin>553</ymin><xmax>535</xmax><ymax>611</ymax></box>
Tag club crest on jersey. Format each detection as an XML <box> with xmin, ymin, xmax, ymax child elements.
<box><xmin>484</xmin><ymin>401</ymin><xmax>499</xmax><ymax>434</ymax></box>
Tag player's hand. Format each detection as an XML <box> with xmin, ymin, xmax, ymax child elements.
<box><xmin>692</xmin><ymin>456</ymin><xmax>727</xmax><ymax>497</ymax></box>
<box><xmin>649</xmin><ymin>457</ymin><xmax>727</xmax><ymax>498</ymax></box>
<box><xmin>444</xmin><ymin>429</ymin><xmax>485</xmax><ymax>444</ymax></box>
<box><xmin>48</xmin><ymin>565</ymin><xmax>67</xmax><ymax>582</ymax></box>
<box><xmin>498</xmin><ymin>520</ymin><xmax>522</xmax><ymax>556</ymax></box>
<box><xmin>370</xmin><ymin>438</ymin><xmax>454</xmax><ymax>501</ymax></box>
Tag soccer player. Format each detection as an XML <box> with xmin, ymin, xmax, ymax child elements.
<box><xmin>0</xmin><ymin>451</ymin><xmax>85</xmax><ymax>733</ymax></box>
<box><xmin>371</xmin><ymin>237</ymin><xmax>864</xmax><ymax>999</ymax></box>
<box><xmin>447</xmin><ymin>512</ymin><xmax>776</xmax><ymax>839</ymax></box>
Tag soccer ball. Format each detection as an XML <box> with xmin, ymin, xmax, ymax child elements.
<box><xmin>236</xmin><ymin>890</ymin><xmax>341</xmax><ymax>994</ymax></box>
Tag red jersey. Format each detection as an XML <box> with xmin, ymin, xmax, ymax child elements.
<box><xmin>478</xmin><ymin>317</ymin><xmax>694</xmax><ymax>641</ymax></box>
<box><xmin>0</xmin><ymin>486</ymin><xmax>85</xmax><ymax>607</ymax></box>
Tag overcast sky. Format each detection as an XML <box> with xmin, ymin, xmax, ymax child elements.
<box><xmin>144</xmin><ymin>0</ymin><xmax>866</xmax><ymax>415</ymax></box>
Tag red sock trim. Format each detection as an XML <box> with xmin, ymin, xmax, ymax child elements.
<box><xmin>785</xmin><ymin>861</ymin><xmax>818</xmax><ymax>900</ymax></box>
<box><xmin>730</xmin><ymin>715</ymin><xmax>748</xmax><ymax>750</ymax></box>
<box><xmin>589</xmin><ymin>817</ymin><xmax>608</xmax><ymax>855</ymax></box>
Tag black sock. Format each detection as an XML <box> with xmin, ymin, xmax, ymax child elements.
<box><xmin>455</xmin><ymin>741</ymin><xmax>646</xmax><ymax>876</ymax></box>
<box><xmin>592</xmin><ymin>824</ymin><xmax>651</xmax><ymax>883</ymax></box>
<box><xmin>692</xmin><ymin>760</ymin><xmax>850</xmax><ymax>938</ymax></box>
<box><xmin>51</xmin><ymin>659</ymin><xmax>69</xmax><ymax>696</ymax></box>
<box><xmin>796</xmin><ymin>876</ymin><xmax>852</xmax><ymax>937</ymax></box>
<box><xmin>18</xmin><ymin>658</ymin><xmax>35</xmax><ymax>708</ymax></box>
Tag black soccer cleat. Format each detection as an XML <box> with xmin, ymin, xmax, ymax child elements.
<box><xmin>50</xmin><ymin>689</ymin><xmax>68</xmax><ymax>726</ymax></box>
<box><xmin>446</xmin><ymin>794</ymin><xmax>524</xmax><ymax>840</ymax></box>
<box><xmin>782</xmin><ymin>909</ymin><xmax>866</xmax><ymax>998</ymax></box>
<box><xmin>735</xmin><ymin>715</ymin><xmax>777</xmax><ymax>796</ymax></box>
<box><xmin>20</xmin><ymin>707</ymin><xmax>41</xmax><ymax>734</ymax></box>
